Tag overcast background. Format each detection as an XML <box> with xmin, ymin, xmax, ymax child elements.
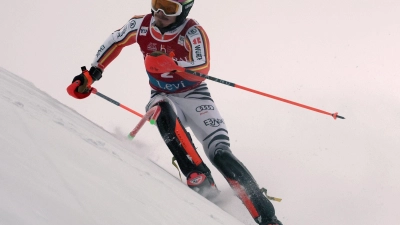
<box><xmin>1</xmin><ymin>0</ymin><xmax>400</xmax><ymax>224</ymax></box>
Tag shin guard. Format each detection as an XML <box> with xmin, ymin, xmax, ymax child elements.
<box><xmin>156</xmin><ymin>101</ymin><xmax>210</xmax><ymax>176</ymax></box>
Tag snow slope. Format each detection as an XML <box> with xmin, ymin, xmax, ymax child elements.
<box><xmin>0</xmin><ymin>68</ymin><xmax>245</xmax><ymax>225</ymax></box>
<box><xmin>1</xmin><ymin>65</ymin><xmax>400</xmax><ymax>225</ymax></box>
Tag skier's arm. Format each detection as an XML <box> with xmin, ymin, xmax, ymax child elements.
<box><xmin>91</xmin><ymin>15</ymin><xmax>145</xmax><ymax>70</ymax></box>
<box><xmin>175</xmin><ymin>25</ymin><xmax>210</xmax><ymax>82</ymax></box>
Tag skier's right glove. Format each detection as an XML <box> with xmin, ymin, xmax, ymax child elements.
<box><xmin>68</xmin><ymin>66</ymin><xmax>103</xmax><ymax>99</ymax></box>
<box><xmin>145</xmin><ymin>51</ymin><xmax>182</xmax><ymax>73</ymax></box>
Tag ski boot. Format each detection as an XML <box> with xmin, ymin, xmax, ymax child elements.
<box><xmin>212</xmin><ymin>147</ymin><xmax>283</xmax><ymax>225</ymax></box>
<box><xmin>260</xmin><ymin>215</ymin><xmax>283</xmax><ymax>225</ymax></box>
<box><xmin>187</xmin><ymin>170</ymin><xmax>220</xmax><ymax>199</ymax></box>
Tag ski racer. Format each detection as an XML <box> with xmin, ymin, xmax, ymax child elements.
<box><xmin>69</xmin><ymin>0</ymin><xmax>282</xmax><ymax>224</ymax></box>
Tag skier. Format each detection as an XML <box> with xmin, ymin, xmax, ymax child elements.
<box><xmin>70</xmin><ymin>0</ymin><xmax>282</xmax><ymax>224</ymax></box>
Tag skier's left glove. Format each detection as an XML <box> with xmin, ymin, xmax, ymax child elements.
<box><xmin>144</xmin><ymin>51</ymin><xmax>181</xmax><ymax>73</ymax></box>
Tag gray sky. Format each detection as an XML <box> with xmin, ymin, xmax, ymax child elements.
<box><xmin>1</xmin><ymin>1</ymin><xmax>399</xmax><ymax>124</ymax></box>
<box><xmin>1</xmin><ymin>1</ymin><xmax>399</xmax><ymax>114</ymax></box>
<box><xmin>1</xmin><ymin>1</ymin><xmax>400</xmax><ymax>224</ymax></box>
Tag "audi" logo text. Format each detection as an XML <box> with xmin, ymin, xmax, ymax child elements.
<box><xmin>196</xmin><ymin>105</ymin><xmax>214</xmax><ymax>112</ymax></box>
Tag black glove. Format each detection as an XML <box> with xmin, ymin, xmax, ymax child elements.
<box><xmin>72</xmin><ymin>66</ymin><xmax>103</xmax><ymax>93</ymax></box>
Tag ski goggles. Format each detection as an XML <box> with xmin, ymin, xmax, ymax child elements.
<box><xmin>151</xmin><ymin>0</ymin><xmax>183</xmax><ymax>16</ymax></box>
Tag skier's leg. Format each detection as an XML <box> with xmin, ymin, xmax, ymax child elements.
<box><xmin>150</xmin><ymin>99</ymin><xmax>219</xmax><ymax>198</ymax></box>
<box><xmin>155</xmin><ymin>101</ymin><xmax>207</xmax><ymax>175</ymax></box>
<box><xmin>211</xmin><ymin>146</ymin><xmax>282</xmax><ymax>225</ymax></box>
<box><xmin>172</xmin><ymin>84</ymin><xmax>282</xmax><ymax>225</ymax></box>
<box><xmin>187</xmin><ymin>112</ymin><xmax>280</xmax><ymax>224</ymax></box>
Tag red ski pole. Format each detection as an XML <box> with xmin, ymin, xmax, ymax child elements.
<box><xmin>145</xmin><ymin>55</ymin><xmax>344</xmax><ymax>120</ymax></box>
<box><xmin>91</xmin><ymin>89</ymin><xmax>161</xmax><ymax>139</ymax></box>
<box><xmin>128</xmin><ymin>105</ymin><xmax>161</xmax><ymax>139</ymax></box>
<box><xmin>184</xmin><ymin>70</ymin><xmax>345</xmax><ymax>119</ymax></box>
<box><xmin>90</xmin><ymin>88</ymin><xmax>144</xmax><ymax>118</ymax></box>
<box><xmin>67</xmin><ymin>67</ymin><xmax>158</xmax><ymax>139</ymax></box>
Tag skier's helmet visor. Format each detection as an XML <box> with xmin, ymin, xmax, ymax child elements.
<box><xmin>151</xmin><ymin>0</ymin><xmax>183</xmax><ymax>16</ymax></box>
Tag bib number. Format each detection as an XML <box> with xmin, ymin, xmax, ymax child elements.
<box><xmin>161</xmin><ymin>72</ymin><xmax>173</xmax><ymax>78</ymax></box>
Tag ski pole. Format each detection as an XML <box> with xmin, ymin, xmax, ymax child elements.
<box><xmin>67</xmin><ymin>67</ymin><xmax>144</xmax><ymax>118</ymax></box>
<box><xmin>163</xmin><ymin>64</ymin><xmax>344</xmax><ymax>120</ymax></box>
<box><xmin>128</xmin><ymin>105</ymin><xmax>161</xmax><ymax>139</ymax></box>
<box><xmin>67</xmin><ymin>68</ymin><xmax>158</xmax><ymax>139</ymax></box>
<box><xmin>91</xmin><ymin>88</ymin><xmax>161</xmax><ymax>139</ymax></box>
<box><xmin>90</xmin><ymin>88</ymin><xmax>162</xmax><ymax>139</ymax></box>
<box><xmin>90</xmin><ymin>88</ymin><xmax>163</xmax><ymax>139</ymax></box>
<box><xmin>145</xmin><ymin>55</ymin><xmax>344</xmax><ymax>119</ymax></box>
<box><xmin>90</xmin><ymin>88</ymin><xmax>144</xmax><ymax>118</ymax></box>
<box><xmin>182</xmin><ymin>69</ymin><xmax>345</xmax><ymax>120</ymax></box>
